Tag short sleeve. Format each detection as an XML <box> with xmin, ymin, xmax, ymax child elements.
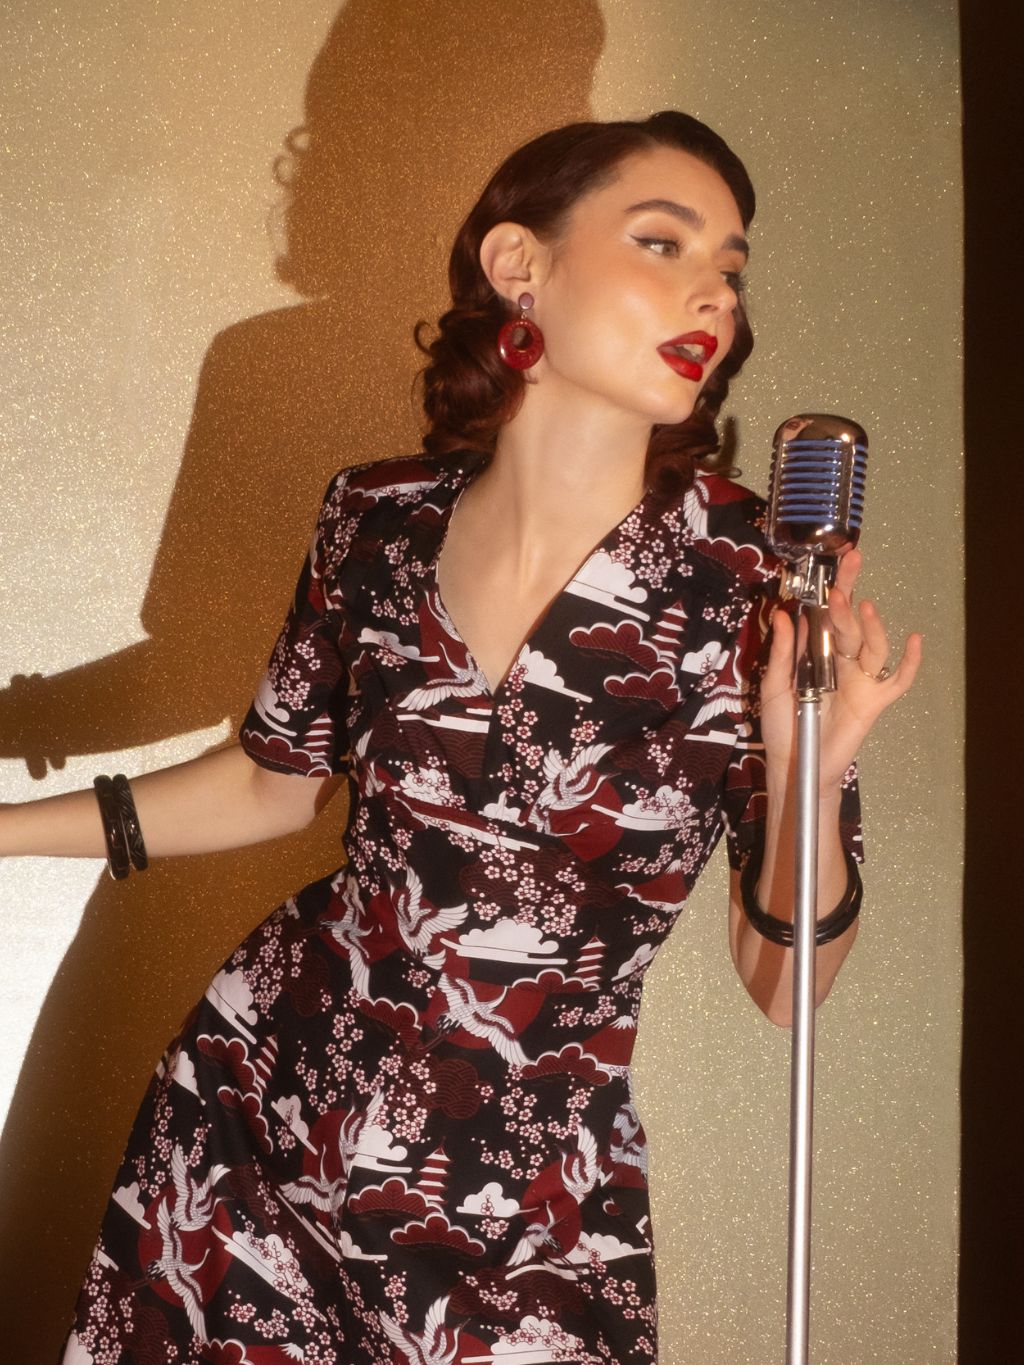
<box><xmin>721</xmin><ymin>586</ymin><xmax>863</xmax><ymax>871</ymax></box>
<box><xmin>239</xmin><ymin>473</ymin><xmax>350</xmax><ymax>777</ymax></box>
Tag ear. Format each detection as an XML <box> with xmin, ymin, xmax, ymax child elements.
<box><xmin>479</xmin><ymin>222</ymin><xmax>552</xmax><ymax>309</ymax></box>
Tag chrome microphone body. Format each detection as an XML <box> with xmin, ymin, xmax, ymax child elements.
<box><xmin>766</xmin><ymin>414</ymin><xmax>869</xmax><ymax>698</ymax></box>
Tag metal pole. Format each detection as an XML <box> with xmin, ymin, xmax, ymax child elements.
<box><xmin>767</xmin><ymin>413</ymin><xmax>868</xmax><ymax>1362</ymax></box>
<box><xmin>785</xmin><ymin>694</ymin><xmax>821</xmax><ymax>1365</ymax></box>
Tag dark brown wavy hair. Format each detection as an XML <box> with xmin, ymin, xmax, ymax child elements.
<box><xmin>417</xmin><ymin>111</ymin><xmax>756</xmax><ymax>498</ymax></box>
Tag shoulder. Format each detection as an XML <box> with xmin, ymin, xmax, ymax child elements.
<box><xmin>313</xmin><ymin>452</ymin><xmax>474</xmax><ymax>578</ymax></box>
<box><xmin>317</xmin><ymin>452</ymin><xmax>458</xmax><ymax>534</ymax></box>
<box><xmin>680</xmin><ymin>472</ymin><xmax>777</xmax><ymax>589</ymax></box>
<box><xmin>692</xmin><ymin>471</ymin><xmax>766</xmax><ymax>536</ymax></box>
<box><xmin>324</xmin><ymin>452</ymin><xmax>451</xmax><ymax>507</ymax></box>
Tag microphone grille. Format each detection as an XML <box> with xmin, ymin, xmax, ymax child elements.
<box><xmin>767</xmin><ymin>414</ymin><xmax>868</xmax><ymax>560</ymax></box>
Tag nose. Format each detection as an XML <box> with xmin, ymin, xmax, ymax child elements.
<box><xmin>690</xmin><ymin>263</ymin><xmax>739</xmax><ymax>315</ymax></box>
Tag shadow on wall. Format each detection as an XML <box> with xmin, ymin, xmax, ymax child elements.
<box><xmin>0</xmin><ymin>3</ymin><xmax>604</xmax><ymax>1358</ymax></box>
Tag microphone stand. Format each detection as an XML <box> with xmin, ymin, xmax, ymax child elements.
<box><xmin>781</xmin><ymin>556</ymin><xmax>836</xmax><ymax>1365</ymax></box>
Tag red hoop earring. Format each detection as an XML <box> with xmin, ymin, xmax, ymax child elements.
<box><xmin>497</xmin><ymin>292</ymin><xmax>545</xmax><ymax>370</ymax></box>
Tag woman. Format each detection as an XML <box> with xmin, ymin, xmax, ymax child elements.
<box><xmin>6</xmin><ymin>112</ymin><xmax>919</xmax><ymax>1363</ymax></box>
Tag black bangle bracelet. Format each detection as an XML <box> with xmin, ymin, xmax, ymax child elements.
<box><xmin>93</xmin><ymin>775</ymin><xmax>130</xmax><ymax>880</ymax></box>
<box><xmin>112</xmin><ymin>773</ymin><xmax>148</xmax><ymax>872</ymax></box>
<box><xmin>740</xmin><ymin>846</ymin><xmax>862</xmax><ymax>947</ymax></box>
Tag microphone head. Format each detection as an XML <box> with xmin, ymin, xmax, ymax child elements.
<box><xmin>766</xmin><ymin>413</ymin><xmax>868</xmax><ymax>563</ymax></box>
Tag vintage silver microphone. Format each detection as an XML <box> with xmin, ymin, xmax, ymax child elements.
<box><xmin>765</xmin><ymin>414</ymin><xmax>869</xmax><ymax>1365</ymax></box>
<box><xmin>767</xmin><ymin>414</ymin><xmax>869</xmax><ymax>696</ymax></box>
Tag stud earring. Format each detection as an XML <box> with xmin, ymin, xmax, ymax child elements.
<box><xmin>497</xmin><ymin>292</ymin><xmax>545</xmax><ymax>370</ymax></box>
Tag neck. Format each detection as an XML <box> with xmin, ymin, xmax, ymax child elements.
<box><xmin>480</xmin><ymin>388</ymin><xmax>651</xmax><ymax>551</ymax></box>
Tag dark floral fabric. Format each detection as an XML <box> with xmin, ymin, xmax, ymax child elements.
<box><xmin>64</xmin><ymin>453</ymin><xmax>860</xmax><ymax>1365</ymax></box>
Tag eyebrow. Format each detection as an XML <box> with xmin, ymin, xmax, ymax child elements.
<box><xmin>626</xmin><ymin>198</ymin><xmax>750</xmax><ymax>258</ymax></box>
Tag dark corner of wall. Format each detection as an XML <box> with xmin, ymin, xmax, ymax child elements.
<box><xmin>959</xmin><ymin>1</ymin><xmax>1024</xmax><ymax>1360</ymax></box>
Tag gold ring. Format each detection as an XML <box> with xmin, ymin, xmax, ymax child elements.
<box><xmin>860</xmin><ymin>661</ymin><xmax>893</xmax><ymax>682</ymax></box>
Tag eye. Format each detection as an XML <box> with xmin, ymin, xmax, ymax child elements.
<box><xmin>631</xmin><ymin>235</ymin><xmax>680</xmax><ymax>257</ymax></box>
<box><xmin>722</xmin><ymin>270</ymin><xmax>747</xmax><ymax>296</ymax></box>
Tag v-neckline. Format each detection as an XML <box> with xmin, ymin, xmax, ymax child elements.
<box><xmin>428</xmin><ymin>460</ymin><xmax>654</xmax><ymax>702</ymax></box>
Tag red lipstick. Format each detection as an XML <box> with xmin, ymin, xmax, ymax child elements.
<box><xmin>657</xmin><ymin>331</ymin><xmax>719</xmax><ymax>382</ymax></box>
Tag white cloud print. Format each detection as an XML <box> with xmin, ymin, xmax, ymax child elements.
<box><xmin>61</xmin><ymin>1334</ymin><xmax>94</xmax><ymax>1365</ymax></box>
<box><xmin>519</xmin><ymin>649</ymin><xmax>591</xmax><ymax>702</ymax></box>
<box><xmin>613</xmin><ymin>943</ymin><xmax>658</xmax><ymax>980</ymax></box>
<box><xmin>350</xmin><ymin>1122</ymin><xmax>411</xmax><ymax>1173</ymax></box>
<box><xmin>358</xmin><ymin>626</ymin><xmax>437</xmax><ymax>661</ymax></box>
<box><xmin>681</xmin><ymin>641</ymin><xmax>728</xmax><ymax>675</ymax></box>
<box><xmin>613</xmin><ymin>785</ymin><xmax>697</xmax><ymax>832</ymax></box>
<box><xmin>204</xmin><ymin>967</ymin><xmax>258</xmax><ymax>1042</ymax></box>
<box><xmin>251</xmin><ymin>675</ymin><xmax>291</xmax><ymax>731</ymax></box>
<box><xmin>574</xmin><ymin>551</ymin><xmax>646</xmax><ymax>601</ymax></box>
<box><xmin>112</xmin><ymin>1181</ymin><xmax>149</xmax><ymax>1227</ymax></box>
<box><xmin>567</xmin><ymin>1231</ymin><xmax>647</xmax><ymax>1264</ymax></box>
<box><xmin>226</xmin><ymin>1231</ymin><xmax>312</xmax><ymax>1298</ymax></box>
<box><xmin>492</xmin><ymin>1317</ymin><xmax>587</xmax><ymax>1356</ymax></box>
<box><xmin>169</xmin><ymin>1047</ymin><xmax>198</xmax><ymax>1096</ymax></box>
<box><xmin>339</xmin><ymin>1230</ymin><xmax>387</xmax><ymax>1262</ymax></box>
<box><xmin>566</xmin><ymin>550</ymin><xmax>649</xmax><ymax>619</ymax></box>
<box><xmin>399</xmin><ymin>766</ymin><xmax>459</xmax><ymax>810</ymax></box>
<box><xmin>454</xmin><ymin>921</ymin><xmax>563</xmax><ymax>964</ymax></box>
<box><xmin>481</xmin><ymin>791</ymin><xmax>523</xmax><ymax>824</ymax></box>
<box><xmin>271</xmin><ymin>1094</ymin><xmax>310</xmax><ymax>1146</ymax></box>
<box><xmin>458</xmin><ymin>1181</ymin><xmax>520</xmax><ymax>1219</ymax></box>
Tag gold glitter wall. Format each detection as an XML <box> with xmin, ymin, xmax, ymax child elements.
<box><xmin>0</xmin><ymin>2</ymin><xmax>960</xmax><ymax>1361</ymax></box>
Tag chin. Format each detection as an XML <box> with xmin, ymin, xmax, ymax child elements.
<box><xmin>642</xmin><ymin>393</ymin><xmax>700</xmax><ymax>428</ymax></box>
<box><xmin>637</xmin><ymin>375</ymin><xmax>709</xmax><ymax>428</ymax></box>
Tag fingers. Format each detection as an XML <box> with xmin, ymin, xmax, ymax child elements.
<box><xmin>827</xmin><ymin>584</ymin><xmax>861</xmax><ymax>660</ymax></box>
<box><xmin>883</xmin><ymin>630</ymin><xmax>924</xmax><ymax>698</ymax></box>
<box><xmin>831</xmin><ymin>624</ymin><xmax>922</xmax><ymax>736</ymax></box>
<box><xmin>834</xmin><ymin>593</ymin><xmax>920</xmax><ymax>696</ymax></box>
<box><xmin>829</xmin><ymin>552</ymin><xmax>865</xmax><ymax>661</ymax></box>
<box><xmin>850</xmin><ymin>597</ymin><xmax>890</xmax><ymax>678</ymax></box>
<box><xmin>769</xmin><ymin>584</ymin><xmax>923</xmax><ymax>712</ymax></box>
<box><xmin>831</xmin><ymin>567</ymin><xmax>896</xmax><ymax>682</ymax></box>
<box><xmin>834</xmin><ymin>547</ymin><xmax>862</xmax><ymax>602</ymax></box>
<box><xmin>763</xmin><ymin>604</ymin><xmax>796</xmax><ymax>698</ymax></box>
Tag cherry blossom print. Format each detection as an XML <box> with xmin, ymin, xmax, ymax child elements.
<box><xmin>64</xmin><ymin>453</ymin><xmax>860</xmax><ymax>1363</ymax></box>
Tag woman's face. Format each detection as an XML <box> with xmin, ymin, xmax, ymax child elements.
<box><xmin>531</xmin><ymin>145</ymin><xmax>748</xmax><ymax>429</ymax></box>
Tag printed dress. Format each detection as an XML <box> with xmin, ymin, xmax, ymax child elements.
<box><xmin>64</xmin><ymin>452</ymin><xmax>859</xmax><ymax>1365</ymax></box>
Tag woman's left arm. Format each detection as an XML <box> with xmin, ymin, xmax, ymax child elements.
<box><xmin>729</xmin><ymin>549</ymin><xmax>924</xmax><ymax>1025</ymax></box>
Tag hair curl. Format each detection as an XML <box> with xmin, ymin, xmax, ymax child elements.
<box><xmin>417</xmin><ymin>111</ymin><xmax>756</xmax><ymax>499</ymax></box>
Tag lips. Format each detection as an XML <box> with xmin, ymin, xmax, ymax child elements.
<box><xmin>657</xmin><ymin>331</ymin><xmax>719</xmax><ymax>382</ymax></box>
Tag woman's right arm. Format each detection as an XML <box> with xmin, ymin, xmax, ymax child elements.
<box><xmin>0</xmin><ymin>744</ymin><xmax>342</xmax><ymax>860</ymax></box>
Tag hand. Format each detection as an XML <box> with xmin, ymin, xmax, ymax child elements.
<box><xmin>0</xmin><ymin>673</ymin><xmax>68</xmax><ymax>779</ymax></box>
<box><xmin>759</xmin><ymin>549</ymin><xmax>924</xmax><ymax>792</ymax></box>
